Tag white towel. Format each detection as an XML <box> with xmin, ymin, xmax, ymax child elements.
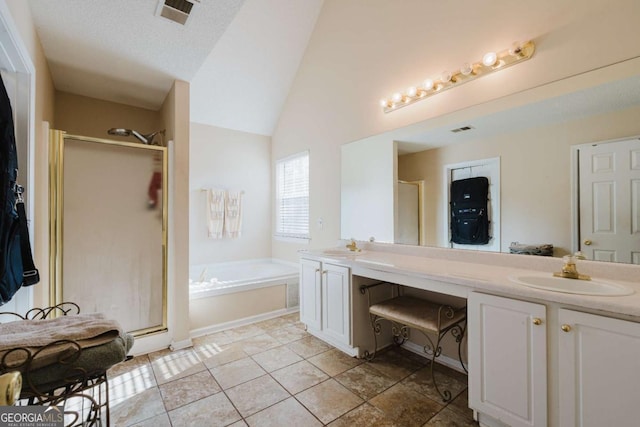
<box><xmin>224</xmin><ymin>190</ymin><xmax>243</xmax><ymax>238</ymax></box>
<box><xmin>206</xmin><ymin>189</ymin><xmax>226</xmax><ymax>239</ymax></box>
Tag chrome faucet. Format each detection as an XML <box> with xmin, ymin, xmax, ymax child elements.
<box><xmin>345</xmin><ymin>239</ymin><xmax>361</xmax><ymax>252</ymax></box>
<box><xmin>553</xmin><ymin>255</ymin><xmax>591</xmax><ymax>280</ymax></box>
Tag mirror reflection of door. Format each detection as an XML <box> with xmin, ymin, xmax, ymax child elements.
<box><xmin>396</xmin><ymin>181</ymin><xmax>421</xmax><ymax>245</ymax></box>
<box><xmin>578</xmin><ymin>138</ymin><xmax>640</xmax><ymax>264</ymax></box>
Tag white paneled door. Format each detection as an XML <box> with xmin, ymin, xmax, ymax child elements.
<box><xmin>578</xmin><ymin>138</ymin><xmax>640</xmax><ymax>264</ymax></box>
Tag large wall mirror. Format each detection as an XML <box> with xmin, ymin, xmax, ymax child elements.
<box><xmin>341</xmin><ymin>62</ymin><xmax>640</xmax><ymax>265</ymax></box>
<box><xmin>50</xmin><ymin>130</ymin><xmax>168</xmax><ymax>335</ymax></box>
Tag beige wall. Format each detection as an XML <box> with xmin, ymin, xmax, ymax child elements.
<box><xmin>189</xmin><ymin>123</ymin><xmax>272</xmax><ymax>265</ymax></box>
<box><xmin>54</xmin><ymin>92</ymin><xmax>161</xmax><ymax>139</ymax></box>
<box><xmin>271</xmin><ymin>0</ymin><xmax>640</xmax><ymax>262</ymax></box>
<box><xmin>399</xmin><ymin>105</ymin><xmax>640</xmax><ymax>254</ymax></box>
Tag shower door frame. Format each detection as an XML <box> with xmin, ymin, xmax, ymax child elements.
<box><xmin>49</xmin><ymin>130</ymin><xmax>168</xmax><ymax>336</ymax></box>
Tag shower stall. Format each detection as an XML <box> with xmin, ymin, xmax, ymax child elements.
<box><xmin>49</xmin><ymin>130</ymin><xmax>168</xmax><ymax>336</ymax></box>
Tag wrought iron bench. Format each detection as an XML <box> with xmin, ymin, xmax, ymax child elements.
<box><xmin>360</xmin><ymin>283</ymin><xmax>467</xmax><ymax>402</ymax></box>
<box><xmin>0</xmin><ymin>302</ymin><xmax>134</xmax><ymax>426</ymax></box>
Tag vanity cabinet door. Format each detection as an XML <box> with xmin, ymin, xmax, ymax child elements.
<box><xmin>468</xmin><ymin>292</ymin><xmax>547</xmax><ymax>427</ymax></box>
<box><xmin>321</xmin><ymin>263</ymin><xmax>351</xmax><ymax>345</ymax></box>
<box><xmin>300</xmin><ymin>258</ymin><xmax>322</xmax><ymax>331</ymax></box>
<box><xmin>558</xmin><ymin>309</ymin><xmax>640</xmax><ymax>427</ymax></box>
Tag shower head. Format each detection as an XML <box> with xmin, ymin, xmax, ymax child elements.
<box><xmin>107</xmin><ymin>128</ymin><xmax>131</xmax><ymax>137</ymax></box>
<box><xmin>107</xmin><ymin>128</ymin><xmax>165</xmax><ymax>145</ymax></box>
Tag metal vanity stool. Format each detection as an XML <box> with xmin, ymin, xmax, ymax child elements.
<box><xmin>360</xmin><ymin>283</ymin><xmax>467</xmax><ymax>402</ymax></box>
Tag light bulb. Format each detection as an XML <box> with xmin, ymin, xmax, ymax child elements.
<box><xmin>392</xmin><ymin>92</ymin><xmax>402</xmax><ymax>103</ymax></box>
<box><xmin>441</xmin><ymin>70</ymin><xmax>452</xmax><ymax>83</ymax></box>
<box><xmin>460</xmin><ymin>62</ymin><xmax>474</xmax><ymax>76</ymax></box>
<box><xmin>407</xmin><ymin>86</ymin><xmax>417</xmax><ymax>97</ymax></box>
<box><xmin>482</xmin><ymin>52</ymin><xmax>497</xmax><ymax>67</ymax></box>
<box><xmin>380</xmin><ymin>99</ymin><xmax>388</xmax><ymax>108</ymax></box>
<box><xmin>423</xmin><ymin>78</ymin><xmax>434</xmax><ymax>90</ymax></box>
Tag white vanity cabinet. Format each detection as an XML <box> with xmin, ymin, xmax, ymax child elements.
<box><xmin>469</xmin><ymin>292</ymin><xmax>640</xmax><ymax>427</ymax></box>
<box><xmin>468</xmin><ymin>292</ymin><xmax>548</xmax><ymax>427</ymax></box>
<box><xmin>299</xmin><ymin>257</ymin><xmax>353</xmax><ymax>353</ymax></box>
<box><xmin>558</xmin><ymin>309</ymin><xmax>640</xmax><ymax>427</ymax></box>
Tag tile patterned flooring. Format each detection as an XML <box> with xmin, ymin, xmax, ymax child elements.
<box><xmin>106</xmin><ymin>312</ymin><xmax>478</xmax><ymax>426</ymax></box>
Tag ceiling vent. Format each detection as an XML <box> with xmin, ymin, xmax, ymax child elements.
<box><xmin>158</xmin><ymin>0</ymin><xmax>197</xmax><ymax>25</ymax></box>
<box><xmin>450</xmin><ymin>125</ymin><xmax>475</xmax><ymax>133</ymax></box>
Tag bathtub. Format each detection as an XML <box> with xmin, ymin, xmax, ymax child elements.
<box><xmin>189</xmin><ymin>258</ymin><xmax>299</xmax><ymax>300</ymax></box>
<box><xmin>189</xmin><ymin>258</ymin><xmax>299</xmax><ymax>335</ymax></box>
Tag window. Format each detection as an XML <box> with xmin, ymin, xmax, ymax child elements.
<box><xmin>275</xmin><ymin>151</ymin><xmax>309</xmax><ymax>240</ymax></box>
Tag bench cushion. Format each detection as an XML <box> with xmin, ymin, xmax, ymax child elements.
<box><xmin>369</xmin><ymin>296</ymin><xmax>465</xmax><ymax>333</ymax></box>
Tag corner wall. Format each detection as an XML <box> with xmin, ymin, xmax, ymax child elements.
<box><xmin>54</xmin><ymin>92</ymin><xmax>161</xmax><ymax>139</ymax></box>
<box><xmin>189</xmin><ymin>123</ymin><xmax>272</xmax><ymax>265</ymax></box>
<box><xmin>161</xmin><ymin>80</ymin><xmax>191</xmax><ymax>346</ymax></box>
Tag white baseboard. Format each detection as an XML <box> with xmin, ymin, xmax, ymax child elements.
<box><xmin>189</xmin><ymin>307</ymin><xmax>299</xmax><ymax>338</ymax></box>
<box><xmin>170</xmin><ymin>337</ymin><xmax>194</xmax><ymax>351</ymax></box>
<box><xmin>130</xmin><ymin>331</ymin><xmax>172</xmax><ymax>356</ymax></box>
<box><xmin>401</xmin><ymin>340</ymin><xmax>468</xmax><ymax>374</ymax></box>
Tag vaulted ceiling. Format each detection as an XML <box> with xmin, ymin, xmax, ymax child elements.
<box><xmin>25</xmin><ymin>0</ymin><xmax>640</xmax><ymax>143</ymax></box>
<box><xmin>27</xmin><ymin>0</ymin><xmax>324</xmax><ymax>136</ymax></box>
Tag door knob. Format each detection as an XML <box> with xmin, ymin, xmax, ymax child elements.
<box><xmin>532</xmin><ymin>318</ymin><xmax>542</xmax><ymax>325</ymax></box>
<box><xmin>583</xmin><ymin>239</ymin><xmax>592</xmax><ymax>246</ymax></box>
<box><xmin>561</xmin><ymin>324</ymin><xmax>572</xmax><ymax>332</ymax></box>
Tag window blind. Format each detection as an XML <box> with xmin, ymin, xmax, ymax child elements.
<box><xmin>275</xmin><ymin>151</ymin><xmax>309</xmax><ymax>240</ymax></box>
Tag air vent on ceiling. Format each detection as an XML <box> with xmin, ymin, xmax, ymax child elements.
<box><xmin>158</xmin><ymin>0</ymin><xmax>197</xmax><ymax>25</ymax></box>
<box><xmin>450</xmin><ymin>125</ymin><xmax>475</xmax><ymax>133</ymax></box>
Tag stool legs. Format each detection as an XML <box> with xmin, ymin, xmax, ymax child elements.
<box><xmin>416</xmin><ymin>319</ymin><xmax>467</xmax><ymax>402</ymax></box>
<box><xmin>364</xmin><ymin>314</ymin><xmax>383</xmax><ymax>361</ymax></box>
<box><xmin>365</xmin><ymin>314</ymin><xmax>467</xmax><ymax>403</ymax></box>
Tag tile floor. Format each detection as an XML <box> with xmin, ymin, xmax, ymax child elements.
<box><xmin>106</xmin><ymin>312</ymin><xmax>478</xmax><ymax>426</ymax></box>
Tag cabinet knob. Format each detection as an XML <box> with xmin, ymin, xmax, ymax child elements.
<box><xmin>315</xmin><ymin>268</ymin><xmax>320</xmax><ymax>273</ymax></box>
<box><xmin>561</xmin><ymin>324</ymin><xmax>572</xmax><ymax>332</ymax></box>
<box><xmin>322</xmin><ymin>270</ymin><xmax>328</xmax><ymax>275</ymax></box>
<box><xmin>532</xmin><ymin>318</ymin><xmax>542</xmax><ymax>325</ymax></box>
<box><xmin>583</xmin><ymin>239</ymin><xmax>592</xmax><ymax>246</ymax></box>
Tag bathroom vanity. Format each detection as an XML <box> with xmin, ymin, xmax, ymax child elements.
<box><xmin>299</xmin><ymin>243</ymin><xmax>640</xmax><ymax>427</ymax></box>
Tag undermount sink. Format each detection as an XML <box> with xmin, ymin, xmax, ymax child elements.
<box><xmin>322</xmin><ymin>248</ymin><xmax>365</xmax><ymax>257</ymax></box>
<box><xmin>509</xmin><ymin>274</ymin><xmax>634</xmax><ymax>296</ymax></box>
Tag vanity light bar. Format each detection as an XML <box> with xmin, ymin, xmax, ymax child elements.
<box><xmin>380</xmin><ymin>41</ymin><xmax>536</xmax><ymax>113</ymax></box>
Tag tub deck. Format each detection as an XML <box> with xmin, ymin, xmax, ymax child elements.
<box><xmin>189</xmin><ymin>258</ymin><xmax>298</xmax><ymax>299</ymax></box>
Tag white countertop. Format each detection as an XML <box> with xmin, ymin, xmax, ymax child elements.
<box><xmin>300</xmin><ymin>245</ymin><xmax>640</xmax><ymax>320</ymax></box>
